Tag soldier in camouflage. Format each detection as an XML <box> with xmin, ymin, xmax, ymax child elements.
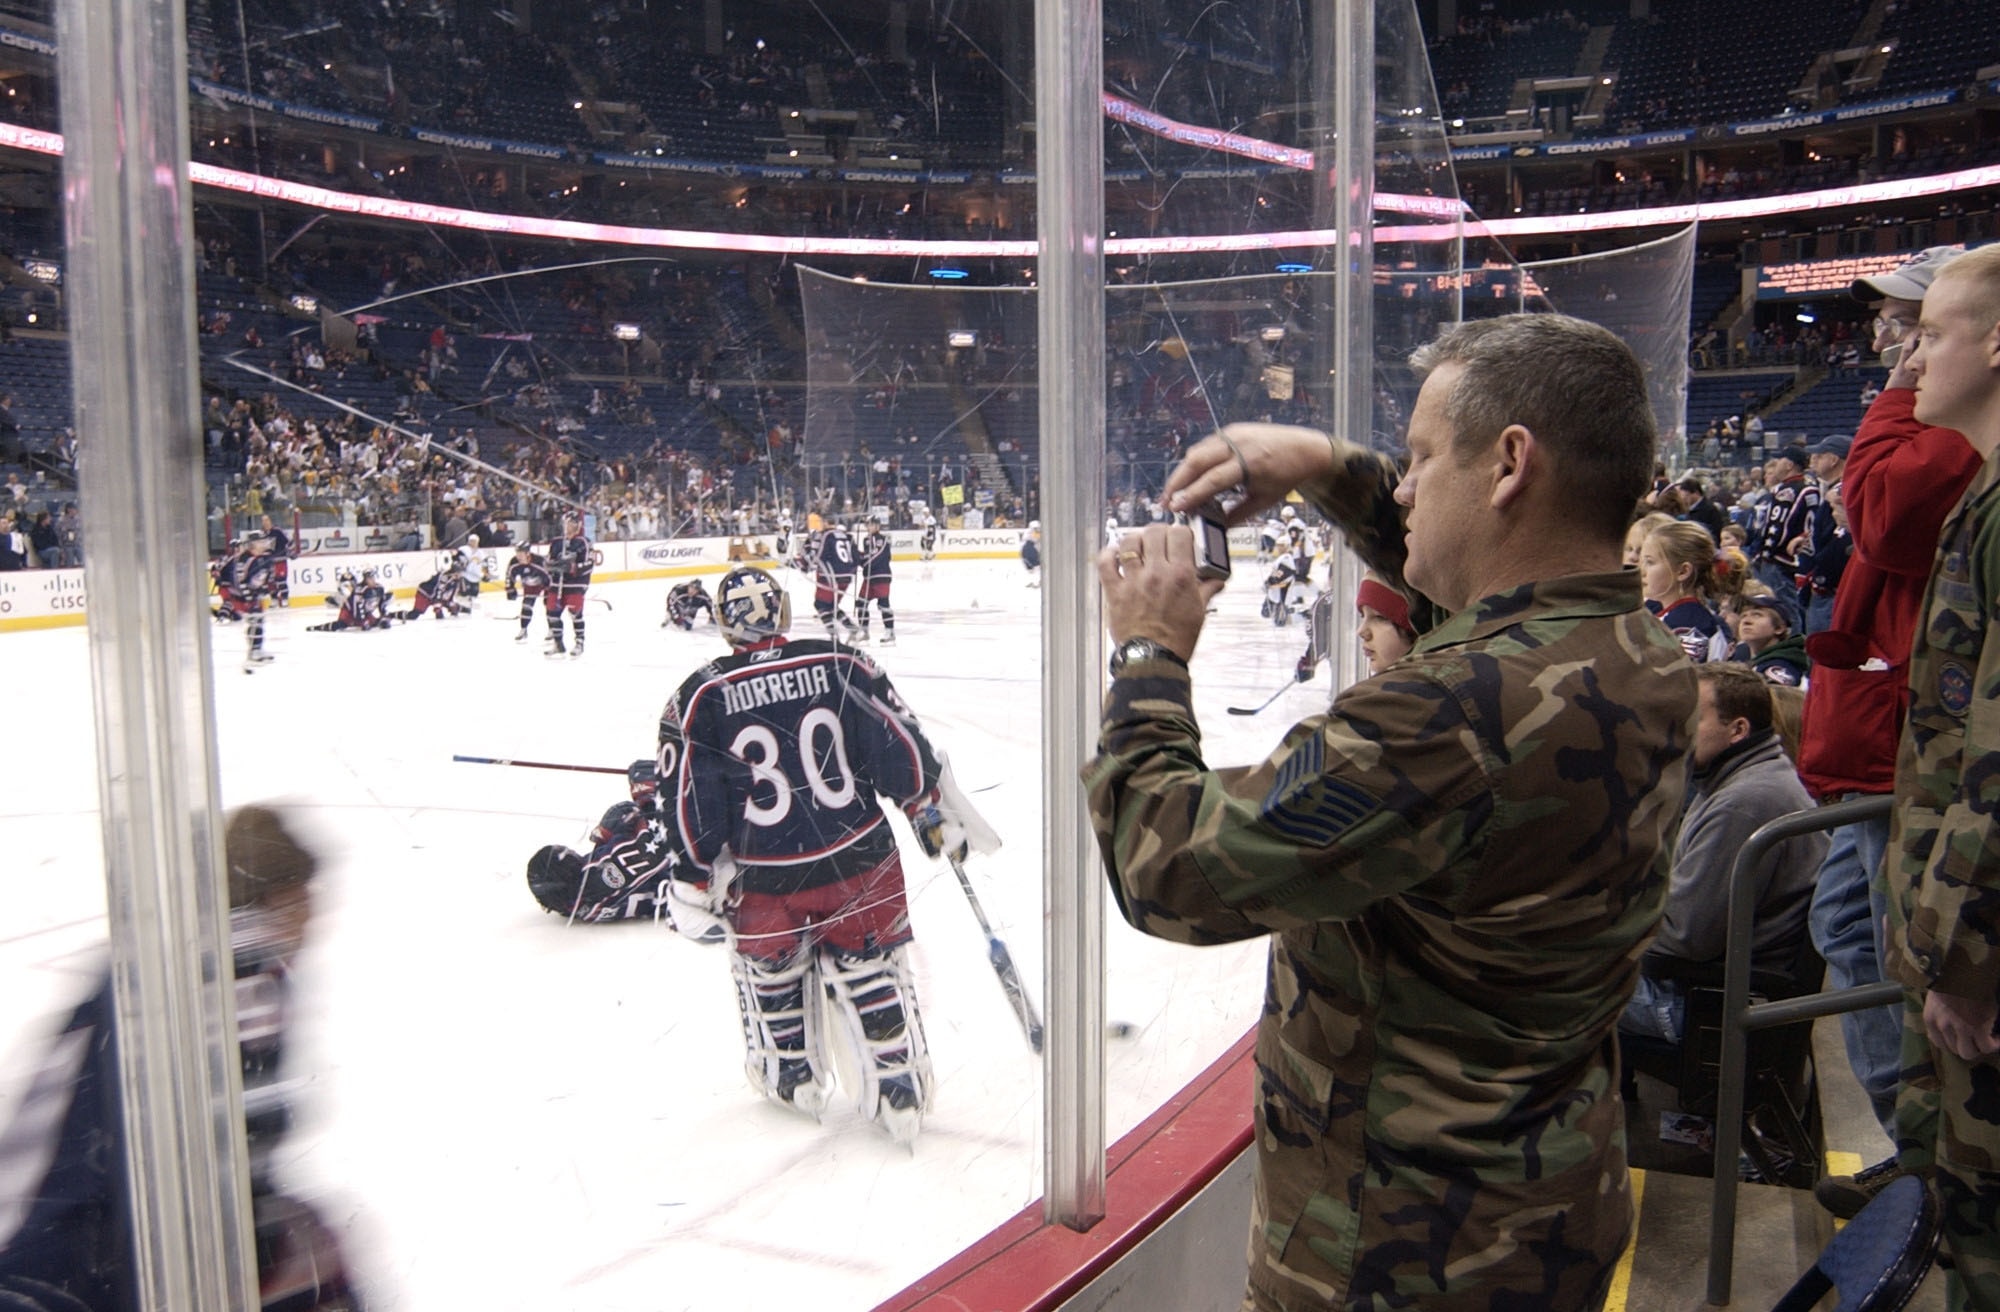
<box><xmin>1882</xmin><ymin>243</ymin><xmax>2000</xmax><ymax>1312</ymax></box>
<box><xmin>1085</xmin><ymin>314</ymin><xmax>1698</xmax><ymax>1312</ymax></box>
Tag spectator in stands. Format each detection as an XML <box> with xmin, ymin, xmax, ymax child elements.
<box><xmin>0</xmin><ymin>393</ymin><xmax>19</xmax><ymax>465</ymax></box>
<box><xmin>1620</xmin><ymin>662</ymin><xmax>1824</xmax><ymax>1043</ymax></box>
<box><xmin>0</xmin><ymin>513</ymin><xmax>25</xmax><ymax>571</ymax></box>
<box><xmin>1749</xmin><ymin>445</ymin><xmax>1818</xmax><ymax>597</ymax></box>
<box><xmin>1795</xmin><ymin>434</ymin><xmax>1852</xmax><ymax>634</ymax></box>
<box><xmin>1873</xmin><ymin>239</ymin><xmax>2000</xmax><ymax>1306</ymax></box>
<box><xmin>56</xmin><ymin>504</ymin><xmax>81</xmax><ymax>569</ymax></box>
<box><xmin>1797</xmin><ymin>245</ymin><xmax>1984</xmax><ymax>1213</ymax></box>
<box><xmin>1730</xmin><ymin>590</ymin><xmax>1809</xmax><ymax>686</ymax></box>
<box><xmin>1673</xmin><ymin>474</ymin><xmax>1730</xmax><ymax>540</ymax></box>
<box><xmin>27</xmin><ymin>511</ymin><xmax>57</xmax><ymax>570</ymax></box>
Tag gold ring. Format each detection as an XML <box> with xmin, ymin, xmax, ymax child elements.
<box><xmin>1117</xmin><ymin>550</ymin><xmax>1142</xmax><ymax>562</ymax></box>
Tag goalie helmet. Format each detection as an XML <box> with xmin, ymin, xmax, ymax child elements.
<box><xmin>526</xmin><ymin>845</ymin><xmax>586</xmax><ymax>916</ymax></box>
<box><xmin>626</xmin><ymin>758</ymin><xmax>659</xmax><ymax>807</ymax></box>
<box><xmin>715</xmin><ymin>566</ymin><xmax>790</xmax><ymax>648</ymax></box>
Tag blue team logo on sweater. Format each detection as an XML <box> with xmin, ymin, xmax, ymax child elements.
<box><xmin>1938</xmin><ymin>661</ymin><xmax>1973</xmax><ymax>718</ymax></box>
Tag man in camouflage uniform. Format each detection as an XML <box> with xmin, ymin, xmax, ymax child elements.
<box><xmin>1884</xmin><ymin>243</ymin><xmax>2000</xmax><ymax>1312</ymax></box>
<box><xmin>1086</xmin><ymin>314</ymin><xmax>1697</xmax><ymax>1311</ymax></box>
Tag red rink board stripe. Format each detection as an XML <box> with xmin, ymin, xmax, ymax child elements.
<box><xmin>873</xmin><ymin>1030</ymin><xmax>1256</xmax><ymax>1312</ymax></box>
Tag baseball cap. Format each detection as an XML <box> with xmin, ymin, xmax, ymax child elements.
<box><xmin>1851</xmin><ymin>246</ymin><xmax>1964</xmax><ymax>302</ymax></box>
<box><xmin>1739</xmin><ymin>591</ymin><xmax>1798</xmax><ymax>632</ymax></box>
<box><xmin>1809</xmin><ymin>434</ymin><xmax>1852</xmax><ymax>459</ymax></box>
<box><xmin>1775</xmin><ymin>444</ymin><xmax>1809</xmax><ymax>467</ymax></box>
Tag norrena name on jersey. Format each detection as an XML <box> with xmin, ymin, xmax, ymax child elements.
<box><xmin>720</xmin><ymin>661</ymin><xmax>834</xmax><ymax>716</ymax></box>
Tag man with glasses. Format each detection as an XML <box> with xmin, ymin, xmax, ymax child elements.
<box><xmin>1797</xmin><ymin>244</ymin><xmax>1984</xmax><ymax>1215</ymax></box>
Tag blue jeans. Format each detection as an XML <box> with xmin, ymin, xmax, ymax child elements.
<box><xmin>1621</xmin><ymin>973</ymin><xmax>1686</xmax><ymax>1042</ymax></box>
<box><xmin>1805</xmin><ymin>590</ymin><xmax>1836</xmax><ymax>636</ymax></box>
<box><xmin>1809</xmin><ymin>810</ymin><xmax>1901</xmax><ymax>1135</ymax></box>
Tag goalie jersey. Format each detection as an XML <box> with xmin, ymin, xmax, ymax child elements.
<box><xmin>666</xmin><ymin>636</ymin><xmax>944</xmax><ymax>896</ymax></box>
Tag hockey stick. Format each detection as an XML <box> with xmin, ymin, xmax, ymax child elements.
<box><xmin>1226</xmin><ymin>682</ymin><xmax>1296</xmax><ymax>716</ymax></box>
<box><xmin>591</xmin><ymin>595</ymin><xmax>614</xmax><ymax>612</ymax></box>
<box><xmin>948</xmin><ymin>856</ymin><xmax>1044</xmax><ymax>1054</ymax></box>
<box><xmin>452</xmin><ymin>754</ymin><xmax>627</xmax><ymax>776</ymax></box>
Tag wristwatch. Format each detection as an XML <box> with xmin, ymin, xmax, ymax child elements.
<box><xmin>1108</xmin><ymin>637</ymin><xmax>1189</xmax><ymax>678</ymax></box>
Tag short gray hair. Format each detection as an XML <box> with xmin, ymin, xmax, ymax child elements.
<box><xmin>1410</xmin><ymin>314</ymin><xmax>1657</xmax><ymax>543</ymax></box>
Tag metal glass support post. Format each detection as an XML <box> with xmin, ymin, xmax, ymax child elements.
<box><xmin>1035</xmin><ymin>0</ymin><xmax>1108</xmax><ymax>1230</ymax></box>
<box><xmin>55</xmin><ymin>1</ymin><xmax>258</xmax><ymax>1308</ymax></box>
<box><xmin>1322</xmin><ymin>0</ymin><xmax>1376</xmax><ymax>696</ymax></box>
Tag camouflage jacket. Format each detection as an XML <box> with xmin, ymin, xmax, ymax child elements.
<box><xmin>1084</xmin><ymin>570</ymin><xmax>1695</xmax><ymax>1311</ymax></box>
<box><xmin>1885</xmin><ymin>455</ymin><xmax>2000</xmax><ymax>1004</ymax></box>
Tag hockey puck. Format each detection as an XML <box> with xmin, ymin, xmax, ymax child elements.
<box><xmin>1107</xmin><ymin>1021</ymin><xmax>1138</xmax><ymax>1039</ymax></box>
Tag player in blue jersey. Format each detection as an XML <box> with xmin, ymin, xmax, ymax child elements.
<box><xmin>663</xmin><ymin>578</ymin><xmax>716</xmax><ymax>631</ymax></box>
<box><xmin>217</xmin><ymin>532</ymin><xmax>279</xmax><ymax>671</ymax></box>
<box><xmin>308</xmin><ymin>568</ymin><xmax>391</xmax><ymax>632</ymax></box>
<box><xmin>854</xmin><ymin>522</ymin><xmax>896</xmax><ymax>646</ymax></box>
<box><xmin>396</xmin><ymin>552</ymin><xmax>472</xmax><ymax>621</ymax></box>
<box><xmin>503</xmin><ymin>544</ymin><xmax>552</xmax><ymax>643</ymax></box>
<box><xmin>658</xmin><ymin>566</ymin><xmax>996</xmax><ymax>1143</ymax></box>
<box><xmin>811</xmin><ymin>520</ymin><xmax>860</xmax><ymax>639</ymax></box>
<box><xmin>525</xmin><ymin>761</ymin><xmax>697</xmax><ymax>926</ymax></box>
<box><xmin>545</xmin><ymin>516</ymin><xmax>594</xmax><ymax>657</ymax></box>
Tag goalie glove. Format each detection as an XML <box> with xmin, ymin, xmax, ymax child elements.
<box><xmin>907</xmin><ymin>801</ymin><xmax>969</xmax><ymax>863</ymax></box>
<box><xmin>666</xmin><ymin>878</ymin><xmax>727</xmax><ymax>945</ymax></box>
<box><xmin>906</xmin><ymin>752</ymin><xmax>1003</xmax><ymax>862</ymax></box>
<box><xmin>505</xmin><ymin>586</ymin><xmax>519</xmax><ymax>601</ymax></box>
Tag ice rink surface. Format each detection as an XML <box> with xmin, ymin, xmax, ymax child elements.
<box><xmin>0</xmin><ymin>554</ymin><xmax>1346</xmax><ymax>1311</ymax></box>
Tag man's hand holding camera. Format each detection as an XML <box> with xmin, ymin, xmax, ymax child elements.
<box><xmin>1097</xmin><ymin>523</ymin><xmax>1227</xmax><ymax>660</ymax></box>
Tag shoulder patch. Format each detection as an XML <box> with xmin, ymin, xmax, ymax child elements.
<box><xmin>1259</xmin><ymin>735</ymin><xmax>1384</xmax><ymax>847</ymax></box>
<box><xmin>1938</xmin><ymin>660</ymin><xmax>1973</xmax><ymax>717</ymax></box>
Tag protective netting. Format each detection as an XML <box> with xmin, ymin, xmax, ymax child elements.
<box><xmin>1521</xmin><ymin>226</ymin><xmax>1698</xmax><ymax>451</ymax></box>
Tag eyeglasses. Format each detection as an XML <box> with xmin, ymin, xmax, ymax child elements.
<box><xmin>1873</xmin><ymin>315</ymin><xmax>1919</xmax><ymax>338</ymax></box>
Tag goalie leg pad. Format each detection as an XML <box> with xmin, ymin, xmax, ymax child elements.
<box><xmin>731</xmin><ymin>948</ymin><xmax>828</xmax><ymax>1117</ymax></box>
<box><xmin>819</xmin><ymin>944</ymin><xmax>932</xmax><ymax>1138</ymax></box>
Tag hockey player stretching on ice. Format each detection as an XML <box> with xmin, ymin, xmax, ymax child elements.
<box><xmin>662</xmin><ymin>578</ymin><xmax>716</xmax><ymax>631</ymax></box>
<box><xmin>854</xmin><ymin>523</ymin><xmax>896</xmax><ymax>645</ymax></box>
<box><xmin>309</xmin><ymin>568</ymin><xmax>391</xmax><ymax>632</ymax></box>
<box><xmin>396</xmin><ymin>553</ymin><xmax>472</xmax><ymax>621</ymax></box>
<box><xmin>659</xmin><ymin>566</ymin><xmax>996</xmax><ymax>1144</ymax></box>
<box><xmin>545</xmin><ymin>516</ymin><xmax>594</xmax><ymax>657</ymax></box>
<box><xmin>526</xmin><ymin>761</ymin><xmax>697</xmax><ymax>925</ymax></box>
<box><xmin>503</xmin><ymin>545</ymin><xmax>551</xmax><ymax>643</ymax></box>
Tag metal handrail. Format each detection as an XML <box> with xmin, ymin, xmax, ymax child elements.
<box><xmin>1706</xmin><ymin>793</ymin><xmax>1899</xmax><ymax>1305</ymax></box>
